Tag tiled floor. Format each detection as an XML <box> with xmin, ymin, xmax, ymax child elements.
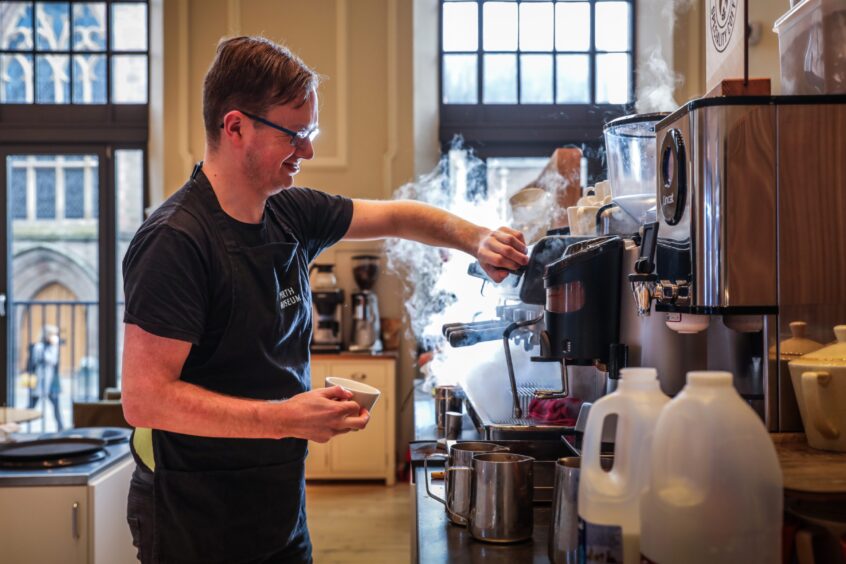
<box><xmin>306</xmin><ymin>481</ymin><xmax>412</xmax><ymax>564</ymax></box>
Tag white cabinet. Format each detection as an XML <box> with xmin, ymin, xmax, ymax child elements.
<box><xmin>306</xmin><ymin>355</ymin><xmax>396</xmax><ymax>485</ymax></box>
<box><xmin>0</xmin><ymin>456</ymin><xmax>136</xmax><ymax>564</ymax></box>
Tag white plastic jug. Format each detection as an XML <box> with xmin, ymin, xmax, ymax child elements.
<box><xmin>578</xmin><ymin>367</ymin><xmax>669</xmax><ymax>563</ymax></box>
<box><xmin>640</xmin><ymin>371</ymin><xmax>783</xmax><ymax>564</ymax></box>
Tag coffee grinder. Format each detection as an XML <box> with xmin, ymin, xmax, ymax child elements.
<box><xmin>310</xmin><ymin>264</ymin><xmax>344</xmax><ymax>352</ymax></box>
<box><xmin>349</xmin><ymin>255</ymin><xmax>383</xmax><ymax>353</ymax></box>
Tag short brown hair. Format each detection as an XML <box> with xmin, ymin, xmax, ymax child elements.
<box><xmin>203</xmin><ymin>36</ymin><xmax>319</xmax><ymax>148</ymax></box>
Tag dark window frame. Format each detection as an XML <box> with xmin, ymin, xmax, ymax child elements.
<box><xmin>439</xmin><ymin>0</ymin><xmax>637</xmax><ymax>159</ymax></box>
<box><xmin>0</xmin><ymin>0</ymin><xmax>149</xmax><ymax>407</ymax></box>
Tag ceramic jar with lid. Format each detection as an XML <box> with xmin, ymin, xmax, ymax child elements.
<box><xmin>769</xmin><ymin>321</ymin><xmax>824</xmax><ymax>361</ymax></box>
<box><xmin>788</xmin><ymin>325</ymin><xmax>846</xmax><ymax>452</ymax></box>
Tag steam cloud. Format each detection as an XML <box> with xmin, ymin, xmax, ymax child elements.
<box><xmin>635</xmin><ymin>0</ymin><xmax>695</xmax><ymax>114</ymax></box>
<box><xmin>385</xmin><ymin>142</ymin><xmax>505</xmax><ymax>354</ymax></box>
<box><xmin>636</xmin><ymin>46</ymin><xmax>683</xmax><ymax>114</ymax></box>
<box><xmin>384</xmin><ymin>141</ymin><xmax>561</xmax><ymax>419</ymax></box>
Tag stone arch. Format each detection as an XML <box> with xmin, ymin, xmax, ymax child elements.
<box><xmin>11</xmin><ymin>246</ymin><xmax>98</xmax><ymax>377</ymax></box>
<box><xmin>12</xmin><ymin>245</ymin><xmax>97</xmax><ymax>302</ymax></box>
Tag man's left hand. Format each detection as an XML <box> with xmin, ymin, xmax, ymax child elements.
<box><xmin>476</xmin><ymin>226</ymin><xmax>529</xmax><ymax>283</ymax></box>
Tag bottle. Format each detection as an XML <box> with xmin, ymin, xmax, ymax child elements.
<box><xmin>578</xmin><ymin>367</ymin><xmax>669</xmax><ymax>563</ymax></box>
<box><xmin>639</xmin><ymin>371</ymin><xmax>783</xmax><ymax>564</ymax></box>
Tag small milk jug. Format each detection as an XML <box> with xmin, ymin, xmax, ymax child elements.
<box><xmin>578</xmin><ymin>367</ymin><xmax>669</xmax><ymax>563</ymax></box>
<box><xmin>640</xmin><ymin>371</ymin><xmax>783</xmax><ymax>564</ymax></box>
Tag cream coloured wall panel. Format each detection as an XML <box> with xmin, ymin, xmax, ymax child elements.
<box><xmin>239</xmin><ymin>0</ymin><xmax>343</xmax><ymax>162</ymax></box>
<box><xmin>187</xmin><ymin>0</ymin><xmax>229</xmax><ymax>167</ymax></box>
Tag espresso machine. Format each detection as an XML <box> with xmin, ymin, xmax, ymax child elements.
<box><xmin>349</xmin><ymin>255</ymin><xmax>383</xmax><ymax>353</ymax></box>
<box><xmin>310</xmin><ymin>264</ymin><xmax>344</xmax><ymax>352</ymax></box>
<box><xmin>442</xmin><ymin>233</ymin><xmax>619</xmax><ymax>439</ymax></box>
<box><xmin>629</xmin><ymin>95</ymin><xmax>846</xmax><ymax>431</ymax></box>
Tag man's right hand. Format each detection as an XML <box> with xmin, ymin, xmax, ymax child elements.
<box><xmin>277</xmin><ymin>386</ymin><xmax>371</xmax><ymax>443</ymax></box>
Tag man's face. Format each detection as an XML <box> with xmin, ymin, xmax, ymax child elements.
<box><xmin>243</xmin><ymin>91</ymin><xmax>319</xmax><ymax>194</ymax></box>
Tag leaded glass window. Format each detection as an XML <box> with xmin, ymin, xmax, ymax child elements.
<box><xmin>441</xmin><ymin>0</ymin><xmax>634</xmax><ymax>106</ymax></box>
<box><xmin>0</xmin><ymin>1</ymin><xmax>148</xmax><ymax>104</ymax></box>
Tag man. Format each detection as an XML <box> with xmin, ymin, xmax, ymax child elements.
<box><xmin>27</xmin><ymin>325</ymin><xmax>63</xmax><ymax>431</ymax></box>
<box><xmin>121</xmin><ymin>36</ymin><xmax>528</xmax><ymax>564</ymax></box>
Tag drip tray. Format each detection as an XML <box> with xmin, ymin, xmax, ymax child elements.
<box><xmin>466</xmin><ymin>389</ymin><xmax>575</xmax><ymax>441</ymax></box>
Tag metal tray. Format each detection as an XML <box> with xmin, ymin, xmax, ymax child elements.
<box><xmin>0</xmin><ymin>438</ymin><xmax>108</xmax><ymax>469</ymax></box>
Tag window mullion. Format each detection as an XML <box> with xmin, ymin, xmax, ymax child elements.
<box><xmin>98</xmin><ymin>145</ymin><xmax>116</xmax><ymax>395</ymax></box>
<box><xmin>31</xmin><ymin>1</ymin><xmax>36</xmax><ymax>103</ymax></box>
<box><xmin>630</xmin><ymin>0</ymin><xmax>636</xmax><ymax>103</ymax></box>
<box><xmin>106</xmin><ymin>1</ymin><xmax>112</xmax><ymax>103</ymax></box>
<box><xmin>69</xmin><ymin>2</ymin><xmax>75</xmax><ymax>104</ymax></box>
<box><xmin>56</xmin><ymin>156</ymin><xmax>66</xmax><ymax>219</ymax></box>
<box><xmin>477</xmin><ymin>0</ymin><xmax>483</xmax><ymax>104</ymax></box>
<box><xmin>552</xmin><ymin>2</ymin><xmax>557</xmax><ymax>104</ymax></box>
<box><xmin>516</xmin><ymin>1</ymin><xmax>521</xmax><ymax>105</ymax></box>
<box><xmin>589</xmin><ymin>0</ymin><xmax>596</xmax><ymax>104</ymax></box>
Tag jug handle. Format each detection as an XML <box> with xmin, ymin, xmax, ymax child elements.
<box><xmin>424</xmin><ymin>453</ymin><xmax>449</xmax><ymax>507</ymax></box>
<box><xmin>801</xmin><ymin>371</ymin><xmax>840</xmax><ymax>439</ymax></box>
<box><xmin>445</xmin><ymin>466</ymin><xmax>473</xmax><ymax>522</ymax></box>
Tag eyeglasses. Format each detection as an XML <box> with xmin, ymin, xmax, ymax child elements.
<box><xmin>224</xmin><ymin>110</ymin><xmax>319</xmax><ymax>149</ymax></box>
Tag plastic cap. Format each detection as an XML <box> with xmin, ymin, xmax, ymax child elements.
<box><xmin>687</xmin><ymin>371</ymin><xmax>733</xmax><ymax>387</ymax></box>
<box><xmin>620</xmin><ymin>367</ymin><xmax>658</xmax><ymax>382</ymax></box>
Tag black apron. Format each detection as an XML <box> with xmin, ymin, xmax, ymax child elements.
<box><xmin>151</xmin><ymin>165</ymin><xmax>314</xmax><ymax>563</ymax></box>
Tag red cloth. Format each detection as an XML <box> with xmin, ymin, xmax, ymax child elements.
<box><xmin>527</xmin><ymin>396</ymin><xmax>583</xmax><ymax>425</ymax></box>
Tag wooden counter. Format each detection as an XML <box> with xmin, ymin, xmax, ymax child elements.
<box><xmin>773</xmin><ymin>433</ymin><xmax>846</xmax><ymax>500</ymax></box>
<box><xmin>312</xmin><ymin>351</ymin><xmax>399</xmax><ymax>361</ymax></box>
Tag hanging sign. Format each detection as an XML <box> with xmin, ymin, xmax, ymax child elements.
<box><xmin>705</xmin><ymin>0</ymin><xmax>748</xmax><ymax>92</ymax></box>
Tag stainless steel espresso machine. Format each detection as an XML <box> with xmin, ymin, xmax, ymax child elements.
<box><xmin>630</xmin><ymin>95</ymin><xmax>846</xmax><ymax>431</ymax></box>
<box><xmin>445</xmin><ymin>97</ymin><xmax>846</xmax><ymax>439</ymax></box>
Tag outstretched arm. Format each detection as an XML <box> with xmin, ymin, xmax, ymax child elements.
<box><xmin>344</xmin><ymin>199</ymin><xmax>529</xmax><ymax>282</ymax></box>
<box><xmin>121</xmin><ymin>324</ymin><xmax>369</xmax><ymax>443</ymax></box>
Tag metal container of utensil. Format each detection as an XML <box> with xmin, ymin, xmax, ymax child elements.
<box><xmin>466</xmin><ymin>452</ymin><xmax>535</xmax><ymax>543</ymax></box>
<box><xmin>424</xmin><ymin>441</ymin><xmax>510</xmax><ymax>526</ymax></box>
<box><xmin>434</xmin><ymin>385</ymin><xmax>463</xmax><ymax>430</ymax></box>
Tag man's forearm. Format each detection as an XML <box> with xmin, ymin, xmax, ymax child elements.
<box><xmin>388</xmin><ymin>201</ymin><xmax>488</xmax><ymax>256</ymax></box>
<box><xmin>123</xmin><ymin>376</ymin><xmax>288</xmax><ymax>439</ymax></box>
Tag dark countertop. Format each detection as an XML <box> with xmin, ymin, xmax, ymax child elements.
<box><xmin>0</xmin><ymin>438</ymin><xmax>132</xmax><ymax>487</ymax></box>
<box><xmin>414</xmin><ymin>465</ymin><xmax>552</xmax><ymax>563</ymax></box>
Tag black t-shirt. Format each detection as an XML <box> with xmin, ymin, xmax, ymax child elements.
<box><xmin>122</xmin><ymin>176</ymin><xmax>353</xmax><ymax>370</ymax></box>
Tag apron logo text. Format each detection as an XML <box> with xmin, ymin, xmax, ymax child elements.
<box><xmin>279</xmin><ymin>286</ymin><xmax>303</xmax><ymax>311</ymax></box>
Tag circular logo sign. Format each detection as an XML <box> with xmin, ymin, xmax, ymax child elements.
<box><xmin>709</xmin><ymin>0</ymin><xmax>738</xmax><ymax>53</ymax></box>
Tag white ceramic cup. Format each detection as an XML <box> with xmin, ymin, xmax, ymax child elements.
<box><xmin>325</xmin><ymin>376</ymin><xmax>381</xmax><ymax>412</ymax></box>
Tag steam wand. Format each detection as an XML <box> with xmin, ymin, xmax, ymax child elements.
<box><xmin>502</xmin><ymin>313</ymin><xmax>544</xmax><ymax>419</ymax></box>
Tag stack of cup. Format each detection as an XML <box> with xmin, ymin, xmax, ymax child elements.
<box><xmin>434</xmin><ymin>385</ymin><xmax>462</xmax><ymax>430</ymax></box>
<box><xmin>567</xmin><ymin>182</ymin><xmax>613</xmax><ymax>236</ymax></box>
